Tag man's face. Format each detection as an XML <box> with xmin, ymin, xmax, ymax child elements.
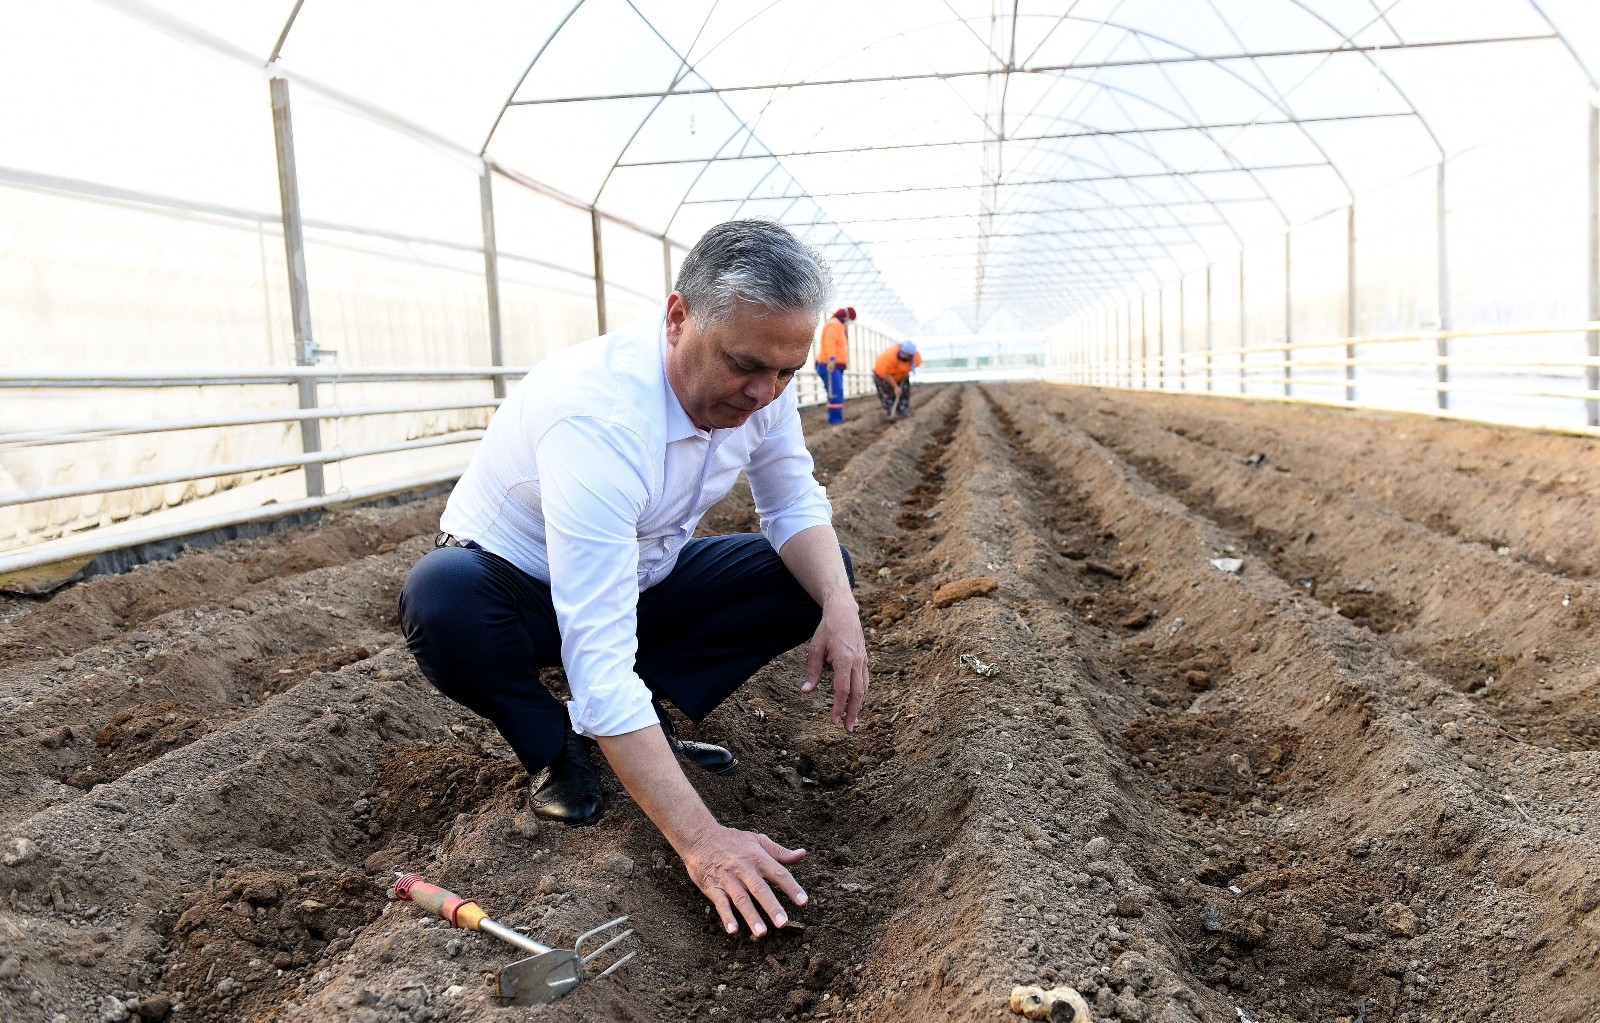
<box><xmin>663</xmin><ymin>293</ymin><xmax>816</xmax><ymax>431</ymax></box>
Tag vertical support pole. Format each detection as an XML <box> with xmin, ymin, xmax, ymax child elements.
<box><xmin>1283</xmin><ymin>230</ymin><xmax>1293</xmax><ymax>398</ymax></box>
<box><xmin>1157</xmin><ymin>288</ymin><xmax>1166</xmax><ymax>390</ymax></box>
<box><xmin>479</xmin><ymin>165</ymin><xmax>506</xmax><ymax>400</ymax></box>
<box><xmin>1238</xmin><ymin>257</ymin><xmax>1247</xmax><ymax>393</ymax></box>
<box><xmin>662</xmin><ymin>236</ymin><xmax>675</xmax><ymax>298</ymax></box>
<box><xmin>269</xmin><ymin>76</ymin><xmax>324</xmax><ymax>498</ymax></box>
<box><xmin>1178</xmin><ymin>278</ymin><xmax>1186</xmax><ymax>391</ymax></box>
<box><xmin>591</xmin><ymin>208</ymin><xmax>608</xmax><ymax>336</ymax></box>
<box><xmin>1205</xmin><ymin>264</ymin><xmax>1214</xmax><ymax>392</ymax></box>
<box><xmin>1346</xmin><ymin>202</ymin><xmax>1357</xmax><ymax>404</ymax></box>
<box><xmin>1588</xmin><ymin>103</ymin><xmax>1599</xmax><ymax>427</ymax></box>
<box><xmin>1141</xmin><ymin>297</ymin><xmax>1149</xmax><ymax>389</ymax></box>
<box><xmin>1436</xmin><ymin>160</ymin><xmax>1451</xmax><ymax>410</ymax></box>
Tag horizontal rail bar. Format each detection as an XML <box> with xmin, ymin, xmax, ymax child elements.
<box><xmin>1054</xmin><ymin>380</ymin><xmax>1600</xmax><ymax>440</ymax></box>
<box><xmin>0</xmin><ymin>468</ymin><xmax>467</xmax><ymax>580</ymax></box>
<box><xmin>1</xmin><ymin>399</ymin><xmax>504</xmax><ymax>449</ymax></box>
<box><xmin>1</xmin><ymin>432</ymin><xmax>482</xmax><ymax>510</ymax></box>
<box><xmin>0</xmin><ymin>366</ymin><xmax>531</xmax><ymax>388</ymax></box>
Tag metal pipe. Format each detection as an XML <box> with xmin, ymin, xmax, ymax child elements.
<box><xmin>1346</xmin><ymin>203</ymin><xmax>1358</xmax><ymax>404</ymax></box>
<box><xmin>1</xmin><ymin>367</ymin><xmax>528</xmax><ymax>387</ymax></box>
<box><xmin>1205</xmin><ymin>264</ymin><xmax>1214</xmax><ymax>392</ymax></box>
<box><xmin>1239</xmin><ymin>257</ymin><xmax>1247</xmax><ymax>393</ymax></box>
<box><xmin>663</xmin><ymin>237</ymin><xmax>675</xmax><ymax>298</ymax></box>
<box><xmin>480</xmin><ymin>166</ymin><xmax>506</xmax><ymax>400</ymax></box>
<box><xmin>269</xmin><ymin>76</ymin><xmax>324</xmax><ymax>497</ymax></box>
<box><xmin>1283</xmin><ymin>230</ymin><xmax>1293</xmax><ymax>398</ymax></box>
<box><xmin>1</xmin><ymin>399</ymin><xmax>503</xmax><ymax>449</ymax></box>
<box><xmin>1589</xmin><ymin>102</ymin><xmax>1599</xmax><ymax>427</ymax></box>
<box><xmin>591</xmin><ymin>207</ymin><xmax>607</xmax><ymax>336</ymax></box>
<box><xmin>2</xmin><ymin>432</ymin><xmax>483</xmax><ymax>510</ymax></box>
<box><xmin>0</xmin><ymin>468</ymin><xmax>467</xmax><ymax>580</ymax></box>
<box><xmin>1178</xmin><ymin>278</ymin><xmax>1186</xmax><ymax>391</ymax></box>
<box><xmin>1437</xmin><ymin>160</ymin><xmax>1452</xmax><ymax>410</ymax></box>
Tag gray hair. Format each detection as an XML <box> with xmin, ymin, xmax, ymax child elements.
<box><xmin>674</xmin><ymin>219</ymin><xmax>834</xmax><ymax>325</ymax></box>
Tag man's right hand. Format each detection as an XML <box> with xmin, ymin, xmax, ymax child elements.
<box><xmin>598</xmin><ymin>726</ymin><xmax>808</xmax><ymax>938</ymax></box>
<box><xmin>682</xmin><ymin>825</ymin><xmax>808</xmax><ymax>937</ymax></box>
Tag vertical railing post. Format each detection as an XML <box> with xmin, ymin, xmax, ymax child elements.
<box><xmin>1437</xmin><ymin>160</ymin><xmax>1452</xmax><ymax>410</ymax></box>
<box><xmin>662</xmin><ymin>236</ymin><xmax>675</xmax><ymax>299</ymax></box>
<box><xmin>1282</xmin><ymin>230</ymin><xmax>1293</xmax><ymax>398</ymax></box>
<box><xmin>1204</xmin><ymin>264</ymin><xmax>1214</xmax><ymax>392</ymax></box>
<box><xmin>1158</xmin><ymin>288</ymin><xmax>1166</xmax><ymax>390</ymax></box>
<box><xmin>479</xmin><ymin>165</ymin><xmax>506</xmax><ymax>400</ymax></box>
<box><xmin>1141</xmin><ymin>296</ymin><xmax>1149</xmax><ymax>389</ymax></box>
<box><xmin>591</xmin><ymin>208</ymin><xmax>608</xmax><ymax>336</ymax></box>
<box><xmin>269</xmin><ymin>76</ymin><xmax>324</xmax><ymax>498</ymax></box>
<box><xmin>1178</xmin><ymin>278</ymin><xmax>1186</xmax><ymax>391</ymax></box>
<box><xmin>1238</xmin><ymin>258</ymin><xmax>1247</xmax><ymax>393</ymax></box>
<box><xmin>1346</xmin><ymin>202</ymin><xmax>1357</xmax><ymax>404</ymax></box>
<box><xmin>1588</xmin><ymin>102</ymin><xmax>1598</xmax><ymax>427</ymax></box>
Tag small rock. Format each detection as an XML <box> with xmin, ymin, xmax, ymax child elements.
<box><xmin>98</xmin><ymin>994</ymin><xmax>129</xmax><ymax>1022</ymax></box>
<box><xmin>445</xmin><ymin>938</ymin><xmax>463</xmax><ymax>958</ymax></box>
<box><xmin>1008</xmin><ymin>984</ymin><xmax>1090</xmax><ymax>1022</ymax></box>
<box><xmin>2</xmin><ymin>837</ymin><xmax>40</xmax><ymax>866</ymax></box>
<box><xmin>774</xmin><ymin>766</ymin><xmax>804</xmax><ymax>791</ymax></box>
<box><xmin>1084</xmin><ymin>836</ymin><xmax>1111</xmax><ymax>859</ymax></box>
<box><xmin>1113</xmin><ymin>893</ymin><xmax>1145</xmax><ymax>918</ymax></box>
<box><xmin>1441</xmin><ymin>722</ymin><xmax>1461</xmax><ymax>742</ymax></box>
<box><xmin>1209</xmin><ymin>557</ymin><xmax>1243</xmax><ymax>574</ymax></box>
<box><xmin>442</xmin><ymin>985</ymin><xmax>465</xmax><ymax>998</ymax></box>
<box><xmin>1182</xmin><ymin>670</ymin><xmax>1211</xmax><ymax>691</ymax></box>
<box><xmin>0</xmin><ymin>957</ymin><xmax>20</xmax><ymax>979</ymax></box>
<box><xmin>1114</xmin><ymin>993</ymin><xmax>1146</xmax><ymax>1022</ymax></box>
<box><xmin>508</xmin><ymin>810</ymin><xmax>540</xmax><ymax>840</ymax></box>
<box><xmin>1379</xmin><ymin>902</ymin><xmax>1421</xmax><ymax>938</ymax></box>
<box><xmin>932</xmin><ymin>576</ymin><xmax>999</xmax><ymax>608</ymax></box>
<box><xmin>38</xmin><ymin>726</ymin><xmax>74</xmax><ymax>749</ymax></box>
<box><xmin>603</xmin><ymin>852</ymin><xmax>635</xmax><ymax>878</ymax></box>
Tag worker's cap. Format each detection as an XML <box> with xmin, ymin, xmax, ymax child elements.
<box><xmin>897</xmin><ymin>341</ymin><xmax>918</xmax><ymax>359</ymax></box>
<box><xmin>846</xmin><ymin>306</ymin><xmax>857</xmax><ymax>320</ymax></box>
<box><xmin>833</xmin><ymin>308</ymin><xmax>848</xmax><ymax>320</ymax></box>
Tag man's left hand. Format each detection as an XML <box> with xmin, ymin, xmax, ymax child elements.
<box><xmin>803</xmin><ymin>597</ymin><xmax>868</xmax><ymax>731</ymax></box>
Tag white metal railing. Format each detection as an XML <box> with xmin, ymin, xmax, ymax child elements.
<box><xmin>1</xmin><ymin>356</ymin><xmax>882</xmax><ymax>578</ymax></box>
<box><xmin>1061</xmin><ymin>320</ymin><xmax>1600</xmax><ymax>435</ymax></box>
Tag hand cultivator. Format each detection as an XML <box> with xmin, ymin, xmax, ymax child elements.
<box><xmin>393</xmin><ymin>872</ymin><xmax>635</xmax><ymax>1004</ymax></box>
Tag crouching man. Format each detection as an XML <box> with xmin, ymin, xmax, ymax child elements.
<box><xmin>398</xmin><ymin>220</ymin><xmax>868</xmax><ymax>939</ymax></box>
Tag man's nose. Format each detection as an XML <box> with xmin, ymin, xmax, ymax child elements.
<box><xmin>744</xmin><ymin>373</ymin><xmax>779</xmax><ymax>405</ymax></box>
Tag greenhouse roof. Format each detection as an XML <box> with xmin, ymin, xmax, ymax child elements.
<box><xmin>12</xmin><ymin>0</ymin><xmax>1600</xmax><ymax>334</ymax></box>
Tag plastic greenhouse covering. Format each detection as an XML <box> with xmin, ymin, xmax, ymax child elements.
<box><xmin>2</xmin><ymin>0</ymin><xmax>1599</xmax><ymax>560</ymax></box>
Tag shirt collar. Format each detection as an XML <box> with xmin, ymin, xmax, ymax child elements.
<box><xmin>659</xmin><ymin>314</ymin><xmax>707</xmax><ymax>442</ymax></box>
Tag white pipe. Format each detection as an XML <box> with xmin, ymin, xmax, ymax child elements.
<box><xmin>0</xmin><ymin>432</ymin><xmax>482</xmax><ymax>510</ymax></box>
<box><xmin>0</xmin><ymin>399</ymin><xmax>504</xmax><ymax>448</ymax></box>
<box><xmin>0</xmin><ymin>469</ymin><xmax>466</xmax><ymax>580</ymax></box>
<box><xmin>1</xmin><ymin>366</ymin><xmax>530</xmax><ymax>387</ymax></box>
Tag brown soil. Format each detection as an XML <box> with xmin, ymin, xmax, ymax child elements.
<box><xmin>1</xmin><ymin>385</ymin><xmax>1597</xmax><ymax>1023</ymax></box>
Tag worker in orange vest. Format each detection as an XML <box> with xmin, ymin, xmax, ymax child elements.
<box><xmin>814</xmin><ymin>307</ymin><xmax>854</xmax><ymax>424</ymax></box>
<box><xmin>872</xmin><ymin>341</ymin><xmax>922</xmax><ymax>419</ymax></box>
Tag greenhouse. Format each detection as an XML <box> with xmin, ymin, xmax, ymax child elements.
<box><xmin>2</xmin><ymin>3</ymin><xmax>1599</xmax><ymax>1022</ymax></box>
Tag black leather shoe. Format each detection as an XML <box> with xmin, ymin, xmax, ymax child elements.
<box><xmin>529</xmin><ymin>731</ymin><xmax>605</xmax><ymax>826</ymax></box>
<box><xmin>657</xmin><ymin>704</ymin><xmax>740</xmax><ymax>776</ymax></box>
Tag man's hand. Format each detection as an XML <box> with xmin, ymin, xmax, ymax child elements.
<box><xmin>682</xmin><ymin>825</ymin><xmax>807</xmax><ymax>937</ymax></box>
<box><xmin>803</xmin><ymin>597</ymin><xmax>869</xmax><ymax>730</ymax></box>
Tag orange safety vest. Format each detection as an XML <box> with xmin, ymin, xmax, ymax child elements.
<box><xmin>817</xmin><ymin>319</ymin><xmax>849</xmax><ymax>367</ymax></box>
<box><xmin>873</xmin><ymin>346</ymin><xmax>922</xmax><ymax>383</ymax></box>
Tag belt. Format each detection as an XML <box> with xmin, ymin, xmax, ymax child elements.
<box><xmin>433</xmin><ymin>531</ymin><xmax>476</xmax><ymax>549</ymax></box>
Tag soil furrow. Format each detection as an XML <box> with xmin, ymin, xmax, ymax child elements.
<box><xmin>987</xmin><ymin>384</ymin><xmax>1600</xmax><ymax>1022</ymax></box>
<box><xmin>1088</xmin><ymin>389</ymin><xmax>1600</xmax><ymax>579</ymax></box>
<box><xmin>1025</xmin><ymin>383</ymin><xmax>1600</xmax><ymax>753</ymax></box>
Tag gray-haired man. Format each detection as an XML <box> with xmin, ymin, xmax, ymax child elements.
<box><xmin>399</xmin><ymin>220</ymin><xmax>868</xmax><ymax>938</ymax></box>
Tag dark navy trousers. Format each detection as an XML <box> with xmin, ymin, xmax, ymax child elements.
<box><xmin>399</xmin><ymin>534</ymin><xmax>853</xmax><ymax>775</ymax></box>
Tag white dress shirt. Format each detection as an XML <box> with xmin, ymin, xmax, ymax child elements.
<box><xmin>439</xmin><ymin>309</ymin><xmax>832</xmax><ymax>739</ymax></box>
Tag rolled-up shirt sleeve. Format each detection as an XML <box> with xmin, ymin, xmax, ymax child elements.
<box><xmin>535</xmin><ymin>417</ymin><xmax>661</xmax><ymax>739</ymax></box>
<box><xmin>747</xmin><ymin>387</ymin><xmax>833</xmax><ymax>554</ymax></box>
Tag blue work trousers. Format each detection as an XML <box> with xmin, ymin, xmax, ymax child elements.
<box><xmin>815</xmin><ymin>361</ymin><xmax>846</xmax><ymax>423</ymax></box>
<box><xmin>399</xmin><ymin>534</ymin><xmax>853</xmax><ymax>774</ymax></box>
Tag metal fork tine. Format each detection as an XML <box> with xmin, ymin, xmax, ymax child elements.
<box><xmin>579</xmin><ymin>927</ymin><xmax>634</xmax><ymax>967</ymax></box>
<box><xmin>573</xmin><ymin>915</ymin><xmax>630</xmax><ymax>956</ymax></box>
<box><xmin>590</xmin><ymin>949</ymin><xmax>637</xmax><ymax>981</ymax></box>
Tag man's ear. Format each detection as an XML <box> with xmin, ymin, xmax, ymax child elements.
<box><xmin>664</xmin><ymin>292</ymin><xmax>689</xmax><ymax>344</ymax></box>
